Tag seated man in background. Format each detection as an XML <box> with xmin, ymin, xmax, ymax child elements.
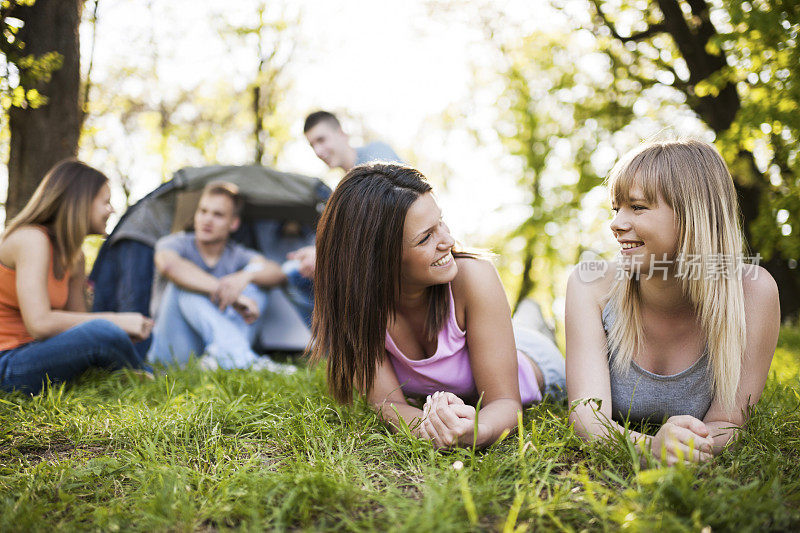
<box><xmin>147</xmin><ymin>181</ymin><xmax>294</xmax><ymax>373</ymax></box>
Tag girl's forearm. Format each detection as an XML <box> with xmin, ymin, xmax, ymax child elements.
<box><xmin>703</xmin><ymin>420</ymin><xmax>739</xmax><ymax>455</ymax></box>
<box><xmin>471</xmin><ymin>398</ymin><xmax>522</xmax><ymax>448</ymax></box>
<box><xmin>25</xmin><ymin>310</ymin><xmax>117</xmax><ymax>340</ymax></box>
<box><xmin>569</xmin><ymin>407</ymin><xmax>651</xmax><ymax>451</ymax></box>
<box><xmin>375</xmin><ymin>401</ymin><xmax>427</xmax><ymax>438</ymax></box>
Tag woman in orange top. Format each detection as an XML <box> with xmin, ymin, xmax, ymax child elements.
<box><xmin>0</xmin><ymin>160</ymin><xmax>153</xmax><ymax>394</ymax></box>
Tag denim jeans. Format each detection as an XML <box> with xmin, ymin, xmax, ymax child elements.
<box><xmin>89</xmin><ymin>239</ymin><xmax>155</xmax><ymax>360</ymax></box>
<box><xmin>513</xmin><ymin>326</ymin><xmax>567</xmax><ymax>398</ymax></box>
<box><xmin>147</xmin><ymin>284</ymin><xmax>268</xmax><ymax>369</ymax></box>
<box><xmin>282</xmin><ymin>260</ymin><xmax>314</xmax><ymax>328</ymax></box>
<box><xmin>0</xmin><ymin>319</ymin><xmax>144</xmax><ymax>394</ymax></box>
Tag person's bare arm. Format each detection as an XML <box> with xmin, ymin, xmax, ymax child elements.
<box><xmin>702</xmin><ymin>266</ymin><xmax>780</xmax><ymax>454</ymax></box>
<box><xmin>566</xmin><ymin>268</ymin><xmax>658</xmax><ymax>446</ymax></box>
<box><xmin>244</xmin><ymin>256</ymin><xmax>286</xmax><ymax>287</ymax></box>
<box><xmin>154</xmin><ymin>248</ymin><xmax>219</xmax><ymax>295</ymax></box>
<box><xmin>454</xmin><ymin>258</ymin><xmax>523</xmax><ymax>448</ymax></box>
<box><xmin>367</xmin><ymin>356</ymin><xmax>429</xmax><ymax>438</ymax></box>
<box><xmin>13</xmin><ymin>228</ymin><xmax>152</xmax><ymax>341</ymax></box>
<box><xmin>212</xmin><ymin>255</ymin><xmax>287</xmax><ymax>309</ymax></box>
<box><xmin>565</xmin><ymin>267</ymin><xmax>622</xmax><ymax>439</ymax></box>
<box><xmin>368</xmin><ymin>347</ymin><xmax>477</xmax><ymax>448</ymax></box>
<box><xmin>287</xmin><ymin>245</ymin><xmax>316</xmax><ymax>279</ymax></box>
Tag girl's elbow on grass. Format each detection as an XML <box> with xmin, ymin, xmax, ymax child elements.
<box><xmin>568</xmin><ymin>411</ymin><xmax>596</xmax><ymax>442</ymax></box>
<box><xmin>567</xmin><ymin>398</ymin><xmax>603</xmax><ymax>438</ymax></box>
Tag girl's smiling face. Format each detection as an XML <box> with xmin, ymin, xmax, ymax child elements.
<box><xmin>89</xmin><ymin>183</ymin><xmax>114</xmax><ymax>236</ymax></box>
<box><xmin>610</xmin><ymin>184</ymin><xmax>680</xmax><ymax>273</ymax></box>
<box><xmin>401</xmin><ymin>192</ymin><xmax>457</xmax><ymax>289</ymax></box>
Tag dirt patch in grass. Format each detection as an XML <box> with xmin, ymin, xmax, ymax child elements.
<box><xmin>238</xmin><ymin>440</ymin><xmax>294</xmax><ymax>470</ymax></box>
<box><xmin>389</xmin><ymin>468</ymin><xmax>424</xmax><ymax>499</ymax></box>
<box><xmin>4</xmin><ymin>439</ymin><xmax>113</xmax><ymax>465</ymax></box>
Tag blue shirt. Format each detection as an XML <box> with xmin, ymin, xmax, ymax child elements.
<box><xmin>155</xmin><ymin>232</ymin><xmax>257</xmax><ymax>278</ymax></box>
<box><xmin>150</xmin><ymin>232</ymin><xmax>259</xmax><ymax>316</ymax></box>
<box><xmin>355</xmin><ymin>142</ymin><xmax>403</xmax><ymax>166</ymax></box>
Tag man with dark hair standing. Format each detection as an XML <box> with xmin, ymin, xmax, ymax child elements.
<box><xmin>147</xmin><ymin>181</ymin><xmax>295</xmax><ymax>373</ymax></box>
<box><xmin>303</xmin><ymin>111</ymin><xmax>402</xmax><ymax>172</ymax></box>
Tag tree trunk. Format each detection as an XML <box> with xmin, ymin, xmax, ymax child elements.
<box><xmin>514</xmin><ymin>247</ymin><xmax>535</xmax><ymax>312</ymax></box>
<box><xmin>5</xmin><ymin>0</ymin><xmax>83</xmax><ymax>220</ymax></box>
<box><xmin>253</xmin><ymin>83</ymin><xmax>264</xmax><ymax>164</ymax></box>
<box><xmin>736</xmin><ymin>152</ymin><xmax>800</xmax><ymax>318</ymax></box>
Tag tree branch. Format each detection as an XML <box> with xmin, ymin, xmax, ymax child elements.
<box><xmin>686</xmin><ymin>0</ymin><xmax>708</xmax><ymax>18</ymax></box>
<box><xmin>591</xmin><ymin>0</ymin><xmax>666</xmax><ymax>42</ymax></box>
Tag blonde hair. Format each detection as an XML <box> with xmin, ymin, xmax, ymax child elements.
<box><xmin>4</xmin><ymin>159</ymin><xmax>108</xmax><ymax>275</ymax></box>
<box><xmin>606</xmin><ymin>139</ymin><xmax>746</xmax><ymax>413</ymax></box>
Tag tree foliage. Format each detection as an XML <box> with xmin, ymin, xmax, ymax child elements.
<box><xmin>0</xmin><ymin>0</ymin><xmax>82</xmax><ymax>219</ymax></box>
<box><xmin>495</xmin><ymin>32</ymin><xmax>615</xmax><ymax>309</ymax></box>
<box><xmin>78</xmin><ymin>1</ymin><xmax>300</xmax><ymax>210</ymax></box>
<box><xmin>585</xmin><ymin>0</ymin><xmax>800</xmax><ymax>316</ymax></box>
<box><xmin>221</xmin><ymin>1</ymin><xmax>298</xmax><ymax>166</ymax></box>
<box><xmin>0</xmin><ymin>0</ymin><xmax>59</xmax><ymax>111</ymax></box>
<box><xmin>470</xmin><ymin>0</ymin><xmax>800</xmax><ymax>317</ymax></box>
<box><xmin>455</xmin><ymin>5</ymin><xmax>652</xmax><ymax>314</ymax></box>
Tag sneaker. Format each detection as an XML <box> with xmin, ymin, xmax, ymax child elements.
<box><xmin>125</xmin><ymin>368</ymin><xmax>155</xmax><ymax>381</ymax></box>
<box><xmin>198</xmin><ymin>354</ymin><xmax>220</xmax><ymax>371</ymax></box>
<box><xmin>251</xmin><ymin>354</ymin><xmax>297</xmax><ymax>375</ymax></box>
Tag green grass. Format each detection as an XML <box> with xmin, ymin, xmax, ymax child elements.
<box><xmin>1</xmin><ymin>330</ymin><xmax>799</xmax><ymax>532</ymax></box>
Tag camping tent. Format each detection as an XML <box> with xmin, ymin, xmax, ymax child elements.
<box><xmin>89</xmin><ymin>165</ymin><xmax>330</xmax><ymax>358</ymax></box>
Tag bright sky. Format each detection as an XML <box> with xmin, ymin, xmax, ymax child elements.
<box><xmin>0</xmin><ymin>0</ymin><xmax>715</xmax><ymax>318</ymax></box>
<box><xmin>0</xmin><ymin>0</ymin><xmax>712</xmax><ymax>248</ymax></box>
<box><xmin>75</xmin><ymin>0</ymin><xmax>717</xmax><ymax>321</ymax></box>
<box><xmin>82</xmin><ymin>0</ymin><xmax>574</xmax><ymax>243</ymax></box>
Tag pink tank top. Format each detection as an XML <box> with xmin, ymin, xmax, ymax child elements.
<box><xmin>385</xmin><ymin>284</ymin><xmax>542</xmax><ymax>404</ymax></box>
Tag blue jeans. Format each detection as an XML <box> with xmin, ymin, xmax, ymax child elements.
<box><xmin>282</xmin><ymin>260</ymin><xmax>314</xmax><ymax>328</ymax></box>
<box><xmin>147</xmin><ymin>284</ymin><xmax>268</xmax><ymax>369</ymax></box>
<box><xmin>513</xmin><ymin>327</ymin><xmax>566</xmax><ymax>398</ymax></box>
<box><xmin>0</xmin><ymin>319</ymin><xmax>144</xmax><ymax>394</ymax></box>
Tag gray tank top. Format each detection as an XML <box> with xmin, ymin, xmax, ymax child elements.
<box><xmin>602</xmin><ymin>302</ymin><xmax>713</xmax><ymax>424</ymax></box>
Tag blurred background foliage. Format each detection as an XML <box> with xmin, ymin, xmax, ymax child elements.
<box><xmin>434</xmin><ymin>0</ymin><xmax>800</xmax><ymax>323</ymax></box>
<box><xmin>1</xmin><ymin>0</ymin><xmax>799</xmax><ymax>328</ymax></box>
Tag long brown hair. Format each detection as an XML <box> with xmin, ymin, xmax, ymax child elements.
<box><xmin>311</xmin><ymin>164</ymin><xmax>460</xmax><ymax>403</ymax></box>
<box><xmin>4</xmin><ymin>159</ymin><xmax>108</xmax><ymax>275</ymax></box>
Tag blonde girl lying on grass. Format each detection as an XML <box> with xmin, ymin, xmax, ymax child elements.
<box><xmin>566</xmin><ymin>140</ymin><xmax>779</xmax><ymax>465</ymax></box>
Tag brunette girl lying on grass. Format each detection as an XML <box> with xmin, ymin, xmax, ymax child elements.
<box><xmin>310</xmin><ymin>164</ymin><xmax>566</xmax><ymax>448</ymax></box>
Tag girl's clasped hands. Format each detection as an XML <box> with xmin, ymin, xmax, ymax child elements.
<box><xmin>419</xmin><ymin>391</ymin><xmax>479</xmax><ymax>449</ymax></box>
<box><xmin>649</xmin><ymin>415</ymin><xmax>715</xmax><ymax>465</ymax></box>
